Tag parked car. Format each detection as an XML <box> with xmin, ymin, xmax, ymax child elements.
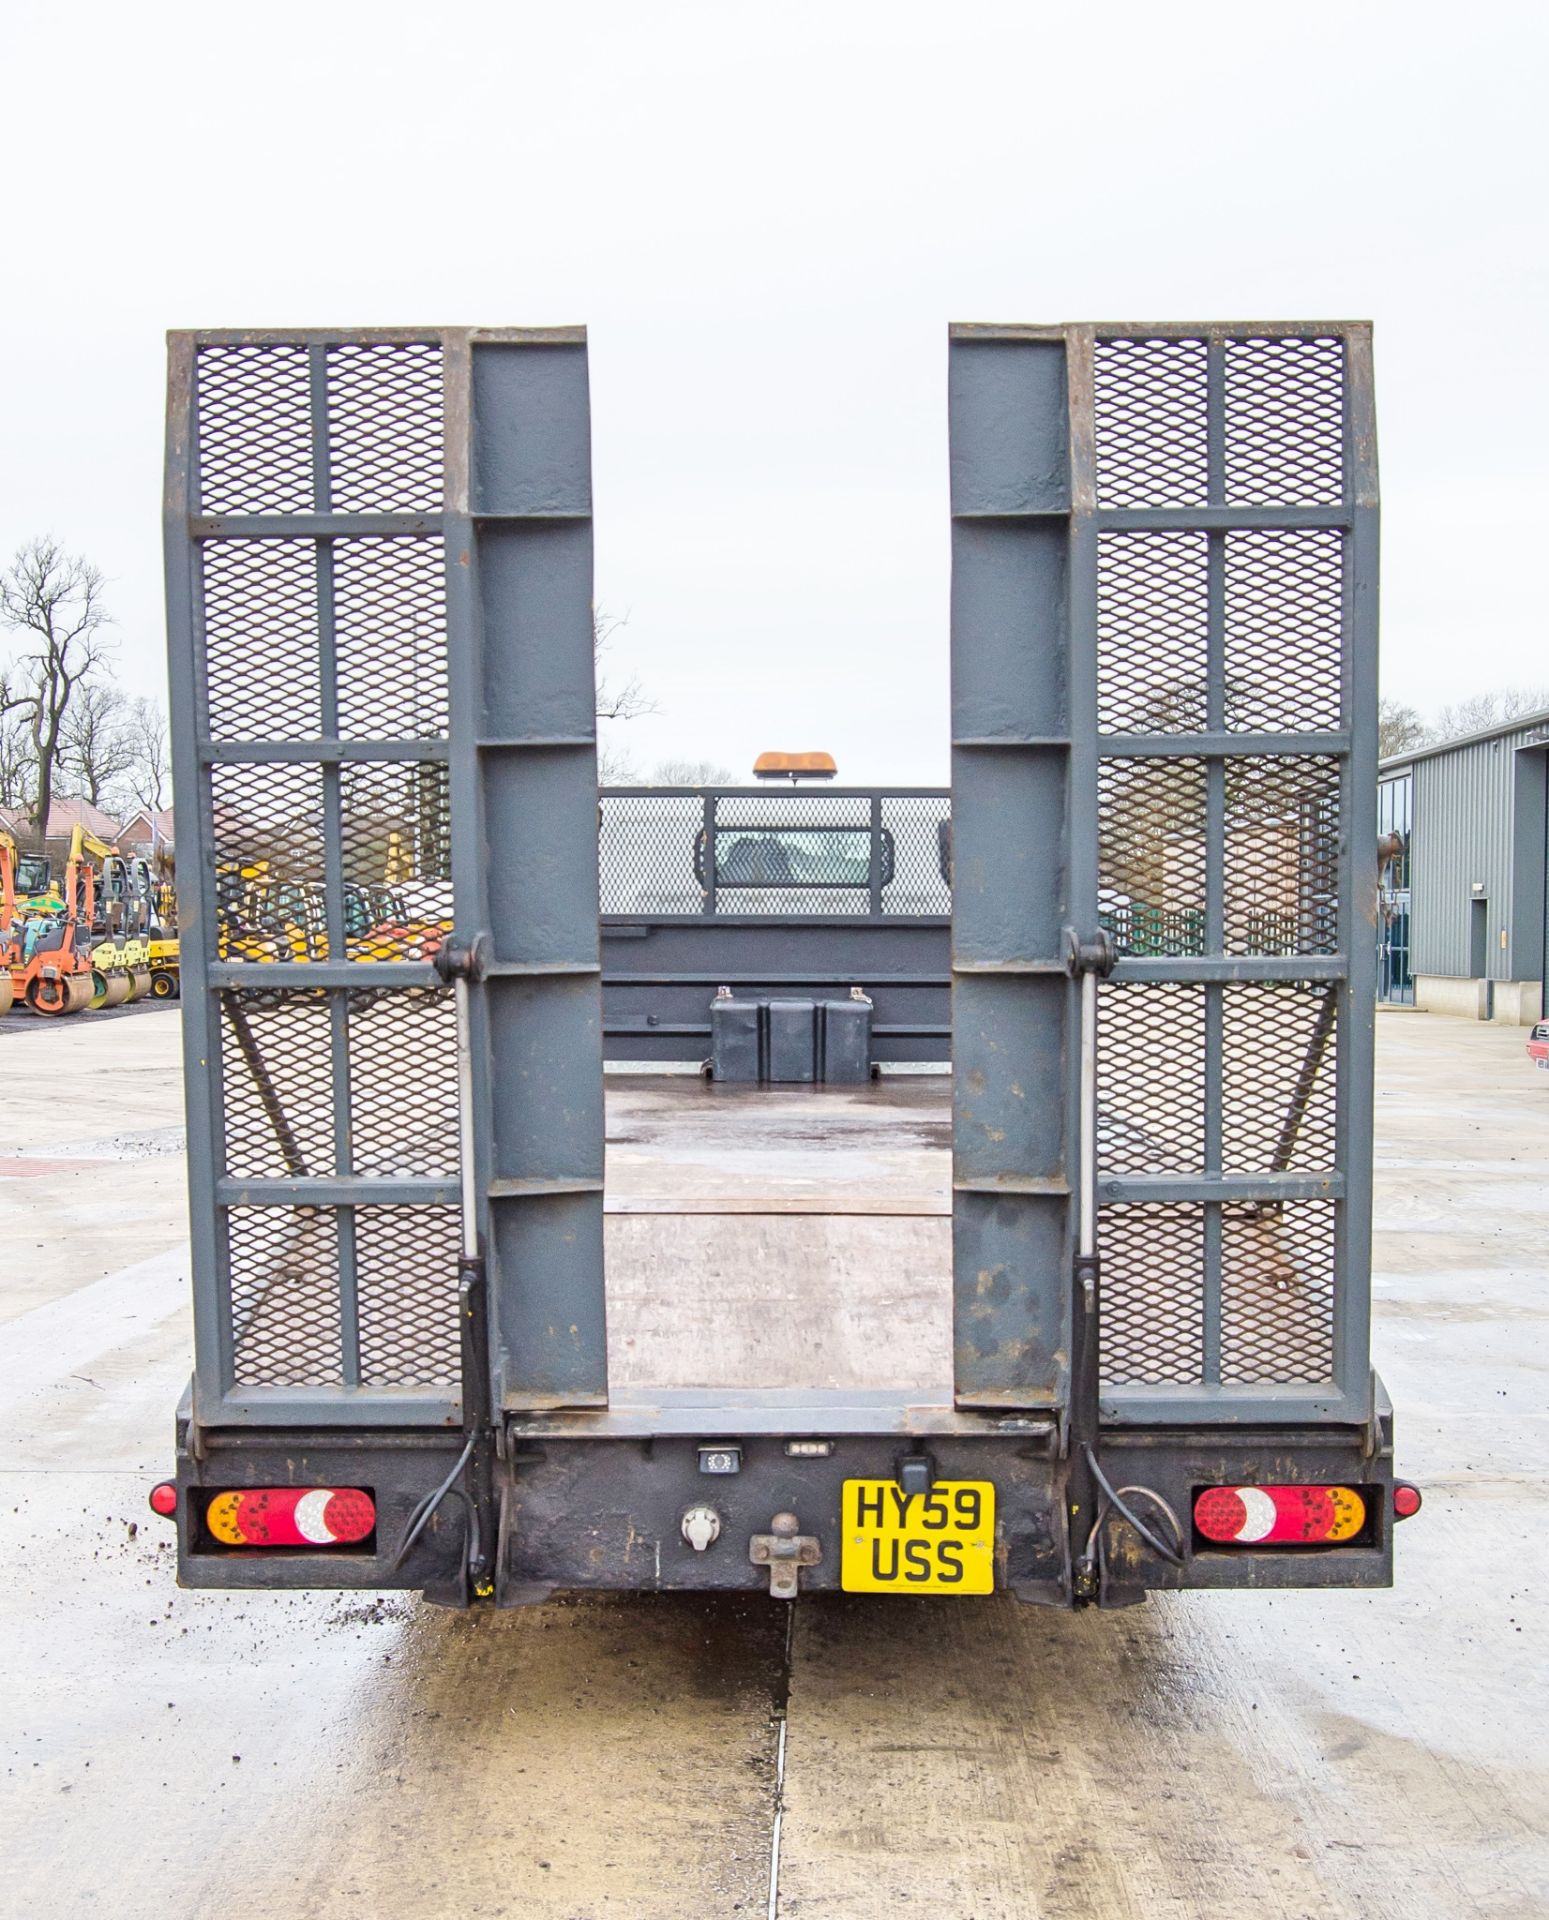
<box><xmin>1528</xmin><ymin>1021</ymin><xmax>1549</xmax><ymax>1071</ymax></box>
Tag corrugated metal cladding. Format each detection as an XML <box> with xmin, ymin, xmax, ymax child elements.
<box><xmin>1403</xmin><ymin>717</ymin><xmax>1549</xmax><ymax>981</ymax></box>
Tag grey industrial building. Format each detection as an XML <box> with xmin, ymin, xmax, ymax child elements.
<box><xmin>1378</xmin><ymin>707</ymin><xmax>1549</xmax><ymax>1022</ymax></box>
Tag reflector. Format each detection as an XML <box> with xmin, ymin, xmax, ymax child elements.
<box><xmin>1393</xmin><ymin>1482</ymin><xmax>1423</xmax><ymax>1520</ymax></box>
<box><xmin>148</xmin><ymin>1482</ymin><xmax>177</xmax><ymax>1518</ymax></box>
<box><xmin>204</xmin><ymin>1488</ymin><xmax>375</xmax><ymax>1548</ymax></box>
<box><xmin>1194</xmin><ymin>1484</ymin><xmax>1366</xmax><ymax>1546</ymax></box>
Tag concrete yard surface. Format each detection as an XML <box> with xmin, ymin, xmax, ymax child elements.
<box><xmin>1</xmin><ymin>1004</ymin><xmax>1546</xmax><ymax>1917</ymax></box>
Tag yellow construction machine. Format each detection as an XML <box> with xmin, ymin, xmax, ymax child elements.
<box><xmin>13</xmin><ymin>848</ymin><xmax>64</xmax><ymax>917</ymax></box>
<box><xmin>0</xmin><ymin>832</ymin><xmax>16</xmax><ymax>1014</ymax></box>
<box><xmin>2</xmin><ymin>826</ymin><xmax>96</xmax><ymax>1014</ymax></box>
<box><xmin>63</xmin><ymin>826</ymin><xmax>153</xmax><ymax>1008</ymax></box>
<box><xmin>215</xmin><ymin>850</ymin><xmax>449</xmax><ymax>968</ymax></box>
<box><xmin>217</xmin><ymin>862</ymin><xmax>328</xmax><ymax>964</ymax></box>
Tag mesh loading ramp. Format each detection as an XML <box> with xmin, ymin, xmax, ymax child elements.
<box><xmin>167</xmin><ymin>329</ymin><xmax>600</xmax><ymax>1424</ymax></box>
<box><xmin>167</xmin><ymin>323</ymin><xmax>1378</xmax><ymax>1431</ymax></box>
<box><xmin>1089</xmin><ymin>330</ymin><xmax>1370</xmax><ymax>1416</ymax></box>
<box><xmin>947</xmin><ymin>321</ymin><xmax>1378</xmax><ymax>1427</ymax></box>
<box><xmin>163</xmin><ymin>321</ymin><xmax>1393</xmax><ymax>1615</ymax></box>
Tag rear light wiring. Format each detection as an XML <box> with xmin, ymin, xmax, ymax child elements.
<box><xmin>1076</xmin><ymin>1445</ymin><xmax>1187</xmax><ymax>1597</ymax></box>
<box><xmin>389</xmin><ymin>1431</ymin><xmax>479</xmax><ymax>1582</ymax></box>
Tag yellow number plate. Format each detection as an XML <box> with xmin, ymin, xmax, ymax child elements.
<box><xmin>840</xmin><ymin>1479</ymin><xmax>996</xmax><ymax>1594</ymax></box>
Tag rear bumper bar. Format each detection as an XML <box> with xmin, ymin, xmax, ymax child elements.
<box><xmin>170</xmin><ymin>1399</ymin><xmax>1398</xmax><ymax>1609</ymax></box>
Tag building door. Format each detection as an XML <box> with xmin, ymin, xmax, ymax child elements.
<box><xmin>1470</xmin><ymin>896</ymin><xmax>1490</xmax><ymax>978</ymax></box>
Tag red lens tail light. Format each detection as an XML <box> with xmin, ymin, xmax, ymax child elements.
<box><xmin>148</xmin><ymin>1481</ymin><xmax>178</xmax><ymax>1517</ymax></box>
<box><xmin>1194</xmin><ymin>1484</ymin><xmax>1366</xmax><ymax>1546</ymax></box>
<box><xmin>1393</xmin><ymin>1482</ymin><xmax>1422</xmax><ymax>1520</ymax></box>
<box><xmin>205</xmin><ymin>1488</ymin><xmax>376</xmax><ymax>1548</ymax></box>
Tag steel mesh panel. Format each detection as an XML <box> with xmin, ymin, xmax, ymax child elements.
<box><xmin>1098</xmin><ymin>756</ymin><xmax>1206</xmax><ymax>955</ymax></box>
<box><xmin>598</xmin><ymin>796</ymin><xmax>702</xmax><ymax>914</ymax></box>
<box><xmin>880</xmin><ymin>797</ymin><xmax>951</xmax><ymax>914</ymax></box>
<box><xmin>227</xmin><ymin>1205</ymin><xmax>341</xmax><ymax>1388</ymax></box>
<box><xmin>1224</xmin><ymin>337</ymin><xmax>1344</xmax><ymax>507</ymax></box>
<box><xmin>1097</xmin><ymin>532</ymin><xmax>1209</xmax><ymax>733</ymax></box>
<box><xmin>1223</xmin><ymin>755</ymin><xmax>1339</xmax><ymax>956</ymax></box>
<box><xmin>1097</xmin><ymin>983</ymin><xmax>1205</xmax><ymax>1173</ymax></box>
<box><xmin>348</xmin><ymin>988</ymin><xmax>459</xmax><ymax>1178</ymax></box>
<box><xmin>1099</xmin><ymin>1203</ymin><xmax>1205</xmax><ymax>1385</ymax></box>
<box><xmin>1003</xmin><ymin>324</ymin><xmax>1361</xmax><ymax>1411</ymax></box>
<box><xmin>183</xmin><ymin>332</ymin><xmax>476</xmax><ymax>1415</ymax></box>
<box><xmin>597</xmin><ymin>794</ymin><xmax>918</xmax><ymax>917</ymax></box>
<box><xmin>218</xmin><ymin>990</ymin><xmax>335</xmax><ymax>1178</ymax></box>
<box><xmin>1224</xmin><ymin>530</ymin><xmax>1344</xmax><ymax>733</ymax></box>
<box><xmin>324</xmin><ymin>343</ymin><xmax>444</xmax><ymax>513</ymax></box>
<box><xmin>334</xmin><ymin>537</ymin><xmax>450</xmax><ymax>739</ymax></box>
<box><xmin>717</xmin><ymin>885</ymin><xmax>869</xmax><ymax>916</ymax></box>
<box><xmin>340</xmin><ymin>761</ymin><xmax>453</xmax><ymax>960</ymax></box>
<box><xmin>354</xmin><ymin>1206</ymin><xmax>463</xmax><ymax>1387</ymax></box>
<box><xmin>1093</xmin><ymin>338</ymin><xmax>1208</xmax><ymax>508</ymax></box>
<box><xmin>1222</xmin><ymin>983</ymin><xmax>1338</xmax><ymax>1174</ymax></box>
<box><xmin>202</xmin><ymin>540</ymin><xmax>322</xmax><ymax>741</ymax></box>
<box><xmin>195</xmin><ymin>344</ymin><xmax>313</xmax><ymax>515</ymax></box>
<box><xmin>210</xmin><ymin>762</ymin><xmax>327</xmax><ymax>960</ymax></box>
<box><xmin>1220</xmin><ymin>1199</ymin><xmax>1336</xmax><ymax>1383</ymax></box>
<box><xmin>719</xmin><ymin>796</ymin><xmax>865</xmax><ymax>825</ymax></box>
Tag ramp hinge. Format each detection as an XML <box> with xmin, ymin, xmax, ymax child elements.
<box><xmin>1063</xmin><ymin>925</ymin><xmax>1117</xmax><ymax>978</ymax></box>
<box><xmin>434</xmin><ymin>931</ymin><xmax>492</xmax><ymax>984</ymax></box>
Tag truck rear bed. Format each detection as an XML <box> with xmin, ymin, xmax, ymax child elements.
<box><xmin>162</xmin><ymin>318</ymin><xmax>1406</xmax><ymax>1609</ymax></box>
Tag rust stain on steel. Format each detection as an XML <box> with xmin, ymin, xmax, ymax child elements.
<box><xmin>975</xmin><ymin>1267</ymin><xmax>1012</xmax><ymax>1303</ymax></box>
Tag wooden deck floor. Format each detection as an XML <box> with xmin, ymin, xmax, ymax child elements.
<box><xmin>603</xmin><ymin>1076</ymin><xmax>954</xmax><ymax>1394</ymax></box>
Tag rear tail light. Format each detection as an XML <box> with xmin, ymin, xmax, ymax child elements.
<box><xmin>204</xmin><ymin>1488</ymin><xmax>376</xmax><ymax>1548</ymax></box>
<box><xmin>1194</xmin><ymin>1484</ymin><xmax>1366</xmax><ymax>1546</ymax></box>
<box><xmin>148</xmin><ymin>1481</ymin><xmax>177</xmax><ymax>1517</ymax></box>
<box><xmin>1393</xmin><ymin>1482</ymin><xmax>1422</xmax><ymax>1519</ymax></box>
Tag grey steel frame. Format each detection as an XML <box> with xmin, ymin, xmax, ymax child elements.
<box><xmin>166</xmin><ymin>327</ymin><xmax>605</xmax><ymax>1429</ymax></box>
<box><xmin>948</xmin><ymin>321</ymin><xmax>1379</xmax><ymax>1429</ymax></box>
<box><xmin>169</xmin><ymin>320</ymin><xmax>1377</xmax><ymax>1448</ymax></box>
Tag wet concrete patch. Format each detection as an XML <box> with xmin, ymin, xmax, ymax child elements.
<box><xmin>4</xmin><ymin>999</ymin><xmax>1549</xmax><ymax>1916</ymax></box>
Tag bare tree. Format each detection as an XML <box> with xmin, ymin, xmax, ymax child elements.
<box><xmin>594</xmin><ymin>606</ymin><xmax>653</xmax><ymax>788</ymax></box>
<box><xmin>59</xmin><ymin>680</ymin><xmax>136</xmax><ymax>809</ymax></box>
<box><xmin>1378</xmin><ymin>696</ymin><xmax>1429</xmax><ymax>760</ymax></box>
<box><xmin>0</xmin><ymin>538</ymin><xmax>113</xmax><ymax>836</ymax></box>
<box><xmin>0</xmin><ymin>708</ymin><xmax>36</xmax><ymax>809</ymax></box>
<box><xmin>649</xmin><ymin>758</ymin><xmax>735</xmax><ymax>786</ymax></box>
<box><xmin>1429</xmin><ymin>685</ymin><xmax>1549</xmax><ymax>745</ymax></box>
<box><xmin>125</xmin><ymin>696</ymin><xmax>172</xmax><ymax>811</ymax></box>
<box><xmin>597</xmin><ymin>740</ymin><xmax>641</xmax><ymax>784</ymax></box>
<box><xmin>594</xmin><ymin>607</ymin><xmax>654</xmax><ymax>722</ymax></box>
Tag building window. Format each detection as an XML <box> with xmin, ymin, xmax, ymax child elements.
<box><xmin>1378</xmin><ymin>770</ymin><xmax>1413</xmax><ymax>1004</ymax></box>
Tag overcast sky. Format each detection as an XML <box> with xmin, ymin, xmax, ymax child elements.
<box><xmin>2</xmin><ymin>3</ymin><xmax>1543</xmax><ymax>785</ymax></box>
